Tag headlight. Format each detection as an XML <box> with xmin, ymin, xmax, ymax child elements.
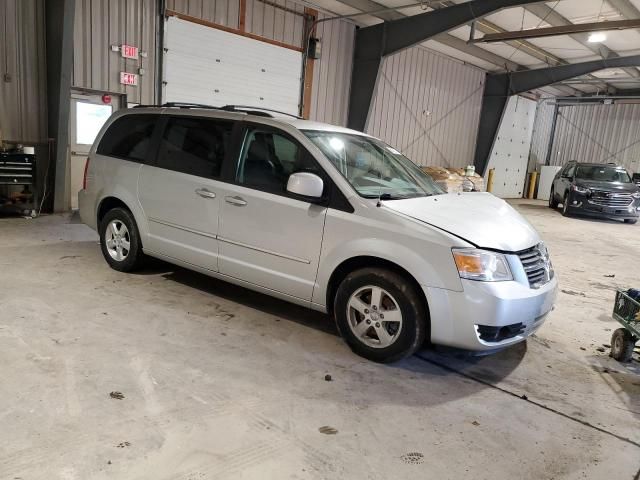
<box><xmin>452</xmin><ymin>248</ymin><xmax>513</xmax><ymax>282</ymax></box>
<box><xmin>572</xmin><ymin>185</ymin><xmax>590</xmax><ymax>195</ymax></box>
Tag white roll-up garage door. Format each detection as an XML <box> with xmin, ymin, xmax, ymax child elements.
<box><xmin>163</xmin><ymin>17</ymin><xmax>303</xmax><ymax>116</ymax></box>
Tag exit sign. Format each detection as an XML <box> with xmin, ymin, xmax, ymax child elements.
<box><xmin>121</xmin><ymin>44</ymin><xmax>138</xmax><ymax>59</ymax></box>
<box><xmin>120</xmin><ymin>72</ymin><xmax>138</xmax><ymax>86</ymax></box>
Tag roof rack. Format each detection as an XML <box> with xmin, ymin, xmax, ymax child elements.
<box><xmin>161</xmin><ymin>102</ymin><xmax>223</xmax><ymax>110</ymax></box>
<box><xmin>221</xmin><ymin>105</ymin><xmax>303</xmax><ymax>119</ymax></box>
<box><xmin>133</xmin><ymin>103</ymin><xmax>303</xmax><ymax>120</ymax></box>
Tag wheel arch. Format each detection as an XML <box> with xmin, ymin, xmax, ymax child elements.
<box><xmin>325</xmin><ymin>256</ymin><xmax>430</xmax><ymax>323</ymax></box>
<box><xmin>97</xmin><ymin>196</ymin><xmax>132</xmax><ymax>225</ymax></box>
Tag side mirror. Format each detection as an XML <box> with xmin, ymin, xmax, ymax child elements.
<box><xmin>286</xmin><ymin>172</ymin><xmax>324</xmax><ymax>200</ymax></box>
<box><xmin>633</xmin><ymin>173</ymin><xmax>640</xmax><ymax>185</ymax></box>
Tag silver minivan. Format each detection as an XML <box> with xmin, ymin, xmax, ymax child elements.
<box><xmin>79</xmin><ymin>105</ymin><xmax>557</xmax><ymax>363</ymax></box>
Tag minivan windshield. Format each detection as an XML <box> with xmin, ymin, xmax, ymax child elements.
<box><xmin>575</xmin><ymin>165</ymin><xmax>631</xmax><ymax>183</ymax></box>
<box><xmin>304</xmin><ymin>131</ymin><xmax>443</xmax><ymax>199</ymax></box>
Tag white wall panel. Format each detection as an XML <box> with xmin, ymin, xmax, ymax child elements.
<box><xmin>309</xmin><ymin>15</ymin><xmax>355</xmax><ymax>127</ymax></box>
<box><xmin>486</xmin><ymin>95</ymin><xmax>537</xmax><ymax>199</ymax></box>
<box><xmin>164</xmin><ymin>17</ymin><xmax>302</xmax><ymax>114</ymax></box>
<box><xmin>367</xmin><ymin>47</ymin><xmax>485</xmax><ymax>169</ymax></box>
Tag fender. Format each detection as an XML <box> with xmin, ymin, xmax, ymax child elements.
<box><xmin>312</xmin><ymin>209</ymin><xmax>466</xmax><ymax>307</ymax></box>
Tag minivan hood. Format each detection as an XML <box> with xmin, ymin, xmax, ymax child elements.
<box><xmin>383</xmin><ymin>193</ymin><xmax>540</xmax><ymax>252</ymax></box>
<box><xmin>575</xmin><ymin>179</ymin><xmax>640</xmax><ymax>194</ymax></box>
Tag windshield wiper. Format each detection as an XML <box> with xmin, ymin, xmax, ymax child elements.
<box><xmin>377</xmin><ymin>193</ymin><xmax>406</xmax><ymax>200</ymax></box>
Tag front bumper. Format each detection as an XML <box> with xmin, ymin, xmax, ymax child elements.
<box><xmin>423</xmin><ymin>276</ymin><xmax>558</xmax><ymax>351</ymax></box>
<box><xmin>567</xmin><ymin>192</ymin><xmax>640</xmax><ymax>220</ymax></box>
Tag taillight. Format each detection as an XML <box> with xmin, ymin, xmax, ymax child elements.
<box><xmin>82</xmin><ymin>158</ymin><xmax>90</xmax><ymax>190</ymax></box>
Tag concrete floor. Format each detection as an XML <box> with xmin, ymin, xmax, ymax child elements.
<box><xmin>1</xmin><ymin>200</ymin><xmax>639</xmax><ymax>480</ymax></box>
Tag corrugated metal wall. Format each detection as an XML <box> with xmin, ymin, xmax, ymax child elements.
<box><xmin>529</xmin><ymin>99</ymin><xmax>555</xmax><ymax>170</ymax></box>
<box><xmin>245</xmin><ymin>0</ymin><xmax>305</xmax><ymax>48</ymax></box>
<box><xmin>309</xmin><ymin>15</ymin><xmax>355</xmax><ymax>127</ymax></box>
<box><xmin>168</xmin><ymin>0</ymin><xmax>304</xmax><ymax>47</ymax></box>
<box><xmin>0</xmin><ymin>0</ymin><xmax>47</xmax><ymax>142</ymax></box>
<box><xmin>73</xmin><ymin>0</ymin><xmax>157</xmax><ymax>105</ymax></box>
<box><xmin>166</xmin><ymin>0</ymin><xmax>239</xmax><ymax>27</ymax></box>
<box><xmin>531</xmin><ymin>101</ymin><xmax>640</xmax><ymax>174</ymax></box>
<box><xmin>367</xmin><ymin>47</ymin><xmax>485</xmax><ymax>169</ymax></box>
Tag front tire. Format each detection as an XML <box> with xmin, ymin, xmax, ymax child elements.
<box><xmin>99</xmin><ymin>207</ymin><xmax>145</xmax><ymax>272</ymax></box>
<box><xmin>334</xmin><ymin>268</ymin><xmax>427</xmax><ymax>363</ymax></box>
<box><xmin>562</xmin><ymin>193</ymin><xmax>571</xmax><ymax>217</ymax></box>
<box><xmin>624</xmin><ymin>219</ymin><xmax>638</xmax><ymax>225</ymax></box>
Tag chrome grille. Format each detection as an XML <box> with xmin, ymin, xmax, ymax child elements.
<box><xmin>589</xmin><ymin>190</ymin><xmax>633</xmax><ymax>207</ymax></box>
<box><xmin>518</xmin><ymin>244</ymin><xmax>553</xmax><ymax>289</ymax></box>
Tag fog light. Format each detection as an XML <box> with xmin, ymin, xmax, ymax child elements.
<box><xmin>573</xmin><ymin>200</ymin><xmax>578</xmax><ymax>205</ymax></box>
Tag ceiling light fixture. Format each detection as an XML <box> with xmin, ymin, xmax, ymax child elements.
<box><xmin>588</xmin><ymin>32</ymin><xmax>607</xmax><ymax>43</ymax></box>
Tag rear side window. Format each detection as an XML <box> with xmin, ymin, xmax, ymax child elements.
<box><xmin>156</xmin><ymin>116</ymin><xmax>233</xmax><ymax>179</ymax></box>
<box><xmin>97</xmin><ymin>114</ymin><xmax>157</xmax><ymax>162</ymax></box>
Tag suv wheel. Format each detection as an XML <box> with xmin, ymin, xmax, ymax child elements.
<box><xmin>99</xmin><ymin>207</ymin><xmax>145</xmax><ymax>272</ymax></box>
<box><xmin>548</xmin><ymin>188</ymin><xmax>558</xmax><ymax>209</ymax></box>
<box><xmin>334</xmin><ymin>268</ymin><xmax>427</xmax><ymax>363</ymax></box>
<box><xmin>561</xmin><ymin>193</ymin><xmax>571</xmax><ymax>217</ymax></box>
<box><xmin>624</xmin><ymin>219</ymin><xmax>638</xmax><ymax>225</ymax></box>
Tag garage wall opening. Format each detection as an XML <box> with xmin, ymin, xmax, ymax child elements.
<box><xmin>163</xmin><ymin>16</ymin><xmax>303</xmax><ymax>115</ymax></box>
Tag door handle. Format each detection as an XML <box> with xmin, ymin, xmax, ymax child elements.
<box><xmin>195</xmin><ymin>188</ymin><xmax>216</xmax><ymax>199</ymax></box>
<box><xmin>225</xmin><ymin>195</ymin><xmax>247</xmax><ymax>206</ymax></box>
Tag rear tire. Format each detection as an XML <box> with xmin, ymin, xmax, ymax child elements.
<box><xmin>548</xmin><ymin>188</ymin><xmax>558</xmax><ymax>209</ymax></box>
<box><xmin>333</xmin><ymin>268</ymin><xmax>427</xmax><ymax>363</ymax></box>
<box><xmin>624</xmin><ymin>219</ymin><xmax>638</xmax><ymax>225</ymax></box>
<box><xmin>610</xmin><ymin>328</ymin><xmax>635</xmax><ymax>362</ymax></box>
<box><xmin>99</xmin><ymin>207</ymin><xmax>145</xmax><ymax>272</ymax></box>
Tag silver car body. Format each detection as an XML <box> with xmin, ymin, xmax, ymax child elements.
<box><xmin>79</xmin><ymin>108</ymin><xmax>558</xmax><ymax>351</ymax></box>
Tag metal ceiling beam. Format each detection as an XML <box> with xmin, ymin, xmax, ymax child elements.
<box><xmin>607</xmin><ymin>0</ymin><xmax>640</xmax><ymax>20</ymax></box>
<box><xmin>334</xmin><ymin>0</ymin><xmax>526</xmax><ymax>70</ymax></box>
<box><xmin>473</xmin><ymin>54</ymin><xmax>640</xmax><ymax>175</ymax></box>
<box><xmin>471</xmin><ymin>19</ymin><xmax>640</xmax><ymax>43</ymax></box>
<box><xmin>438</xmin><ymin>4</ymin><xmax>605</xmax><ymax>95</ymax></box>
<box><xmin>437</xmin><ymin>1</ymin><xmax>593</xmax><ymax>93</ymax></box>
<box><xmin>524</xmin><ymin>3</ymin><xmax>640</xmax><ymax>79</ymax></box>
<box><xmin>431</xmin><ymin>32</ymin><xmax>521</xmax><ymax>71</ymax></box>
<box><xmin>347</xmin><ymin>0</ymin><xmax>549</xmax><ymax>131</ymax></box>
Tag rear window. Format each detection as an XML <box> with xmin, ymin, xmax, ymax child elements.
<box><xmin>97</xmin><ymin>114</ymin><xmax>157</xmax><ymax>162</ymax></box>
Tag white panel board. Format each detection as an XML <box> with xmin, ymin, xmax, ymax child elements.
<box><xmin>537</xmin><ymin>166</ymin><xmax>562</xmax><ymax>201</ymax></box>
<box><xmin>164</xmin><ymin>17</ymin><xmax>302</xmax><ymax>115</ymax></box>
<box><xmin>486</xmin><ymin>96</ymin><xmax>537</xmax><ymax>199</ymax></box>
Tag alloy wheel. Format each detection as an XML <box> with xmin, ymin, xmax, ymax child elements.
<box><xmin>104</xmin><ymin>220</ymin><xmax>131</xmax><ymax>262</ymax></box>
<box><xmin>346</xmin><ymin>286</ymin><xmax>403</xmax><ymax>348</ymax></box>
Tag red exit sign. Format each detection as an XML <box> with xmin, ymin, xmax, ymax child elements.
<box><xmin>120</xmin><ymin>72</ymin><xmax>138</xmax><ymax>86</ymax></box>
<box><xmin>121</xmin><ymin>44</ymin><xmax>138</xmax><ymax>59</ymax></box>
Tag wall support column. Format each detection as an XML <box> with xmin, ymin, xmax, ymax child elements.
<box><xmin>346</xmin><ymin>0</ymin><xmax>543</xmax><ymax>131</ymax></box>
<box><xmin>473</xmin><ymin>54</ymin><xmax>640</xmax><ymax>175</ymax></box>
<box><xmin>46</xmin><ymin>0</ymin><xmax>76</xmax><ymax>212</ymax></box>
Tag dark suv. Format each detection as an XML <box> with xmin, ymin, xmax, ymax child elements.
<box><xmin>549</xmin><ymin>162</ymin><xmax>640</xmax><ymax>224</ymax></box>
